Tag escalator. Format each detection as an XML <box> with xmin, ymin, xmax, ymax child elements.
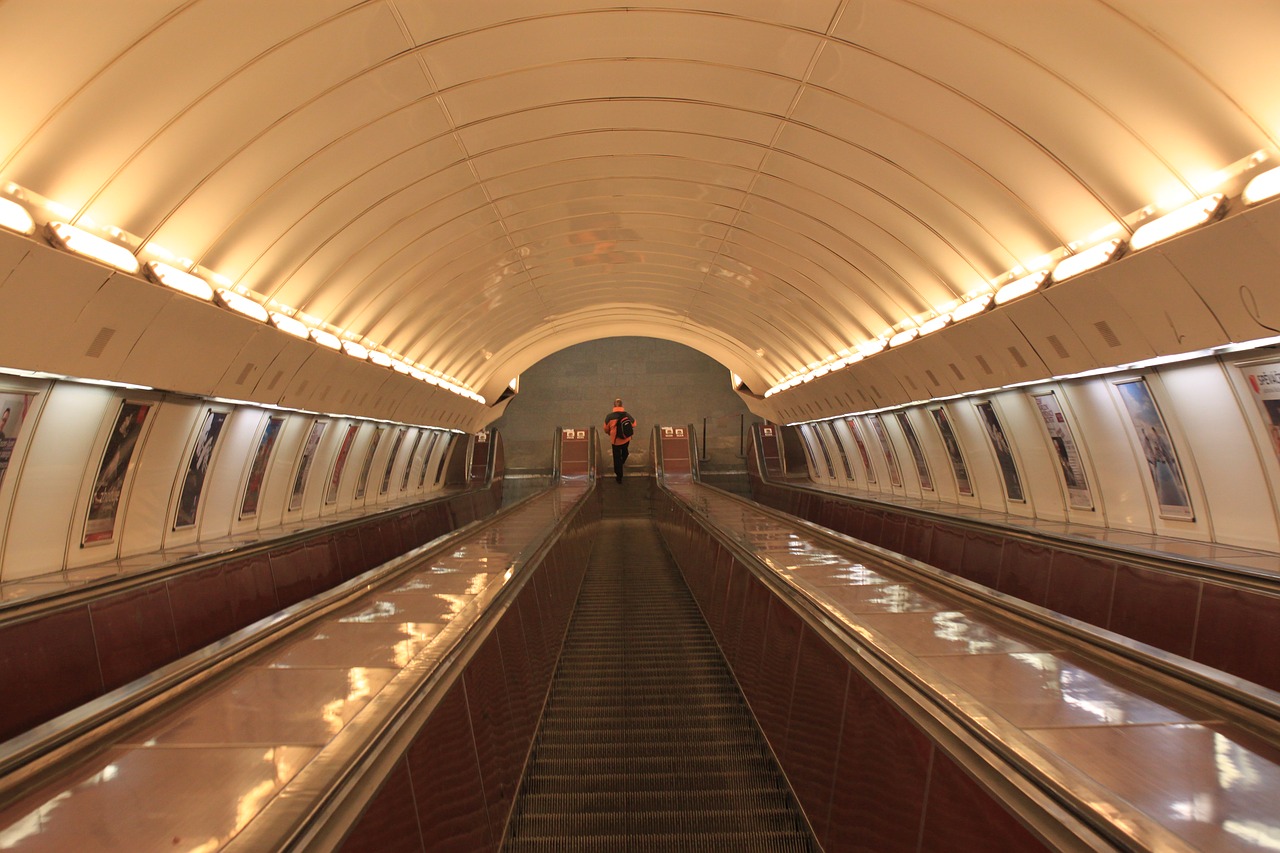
<box><xmin>503</xmin><ymin>479</ymin><xmax>820</xmax><ymax>851</ymax></box>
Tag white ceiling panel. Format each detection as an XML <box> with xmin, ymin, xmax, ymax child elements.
<box><xmin>0</xmin><ymin>0</ymin><xmax>1275</xmax><ymax>418</ymax></box>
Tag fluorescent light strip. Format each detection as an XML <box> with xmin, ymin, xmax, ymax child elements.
<box><xmin>1243</xmin><ymin>167</ymin><xmax>1280</xmax><ymax>205</ymax></box>
<box><xmin>919</xmin><ymin>314</ymin><xmax>951</xmax><ymax>336</ymax></box>
<box><xmin>888</xmin><ymin>328</ymin><xmax>919</xmax><ymax>347</ymax></box>
<box><xmin>341</xmin><ymin>341</ymin><xmax>369</xmax><ymax>359</ymax></box>
<box><xmin>46</xmin><ymin>221</ymin><xmax>139</xmax><ymax>274</ymax></box>
<box><xmin>270</xmin><ymin>312</ymin><xmax>309</xmax><ymax>339</ymax></box>
<box><xmin>1129</xmin><ymin>194</ymin><xmax>1225</xmax><ymax>250</ymax></box>
<box><xmin>951</xmin><ymin>295</ymin><xmax>992</xmax><ymax>321</ymax></box>
<box><xmin>216</xmin><ymin>289</ymin><xmax>270</xmax><ymax>322</ymax></box>
<box><xmin>309</xmin><ymin>329</ymin><xmax>341</xmax><ymax>350</ymax></box>
<box><xmin>994</xmin><ymin>270</ymin><xmax>1048</xmax><ymax>305</ymax></box>
<box><xmin>0</xmin><ymin>198</ymin><xmax>34</xmax><ymax>235</ymax></box>
<box><xmin>145</xmin><ymin>261</ymin><xmax>214</xmax><ymax>301</ymax></box>
<box><xmin>1051</xmin><ymin>238</ymin><xmax>1125</xmax><ymax>283</ymax></box>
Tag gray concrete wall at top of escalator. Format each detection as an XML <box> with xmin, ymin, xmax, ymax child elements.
<box><xmin>492</xmin><ymin>337</ymin><xmax>762</xmax><ymax>473</ymax></box>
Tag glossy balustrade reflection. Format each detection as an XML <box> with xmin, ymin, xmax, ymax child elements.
<box><xmin>0</xmin><ymin>479</ymin><xmax>596</xmax><ymax>851</ymax></box>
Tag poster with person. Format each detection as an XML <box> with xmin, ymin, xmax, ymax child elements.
<box><xmin>289</xmin><ymin>420</ymin><xmax>327</xmax><ymax>511</ymax></box>
<box><xmin>174</xmin><ymin>409</ymin><xmax>227</xmax><ymax>528</ymax></box>
<box><xmin>399</xmin><ymin>429</ymin><xmax>422</xmax><ymax>491</ymax></box>
<box><xmin>975</xmin><ymin>401</ymin><xmax>1024</xmax><ymax>502</ymax></box>
<box><xmin>355</xmin><ymin>427</ymin><xmax>385</xmax><ymax>500</ymax></box>
<box><xmin>929</xmin><ymin>407</ymin><xmax>972</xmax><ymax>496</ymax></box>
<box><xmin>895</xmin><ymin>412</ymin><xmax>932</xmax><ymax>490</ymax></box>
<box><xmin>1239</xmin><ymin>359</ymin><xmax>1280</xmax><ymax>465</ymax></box>
<box><xmin>416</xmin><ymin>431</ymin><xmax>441</xmax><ymax>489</ymax></box>
<box><xmin>240</xmin><ymin>416</ymin><xmax>284</xmax><ymax>519</ymax></box>
<box><xmin>866</xmin><ymin>414</ymin><xmax>903</xmax><ymax>487</ymax></box>
<box><xmin>326</xmin><ymin>423</ymin><xmax>360</xmax><ymax>504</ymax></box>
<box><xmin>84</xmin><ymin>402</ymin><xmax>152</xmax><ymax>545</ymax></box>
<box><xmin>1115</xmin><ymin>379</ymin><xmax>1194</xmax><ymax>520</ymax></box>
<box><xmin>1032</xmin><ymin>392</ymin><xmax>1093</xmax><ymax>510</ymax></box>
<box><xmin>846</xmin><ymin>418</ymin><xmax>876</xmax><ymax>484</ymax></box>
<box><xmin>380</xmin><ymin>427</ymin><xmax>407</xmax><ymax>495</ymax></box>
<box><xmin>0</xmin><ymin>391</ymin><xmax>35</xmax><ymax>491</ymax></box>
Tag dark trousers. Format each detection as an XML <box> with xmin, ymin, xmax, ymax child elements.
<box><xmin>611</xmin><ymin>442</ymin><xmax>629</xmax><ymax>481</ymax></box>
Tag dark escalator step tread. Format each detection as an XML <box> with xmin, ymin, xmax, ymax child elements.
<box><xmin>528</xmin><ymin>739</ymin><xmax>772</xmax><ymax>761</ymax></box>
<box><xmin>531</xmin><ymin>723</ymin><xmax>763</xmax><ymax>745</ymax></box>
<box><xmin>504</xmin><ymin>830</ymin><xmax>819</xmax><ymax>852</ymax></box>
<box><xmin>513</xmin><ymin>787</ymin><xmax>798</xmax><ymax>816</ymax></box>
<box><xmin>510</xmin><ymin>807</ymin><xmax>805</xmax><ymax>837</ymax></box>
<box><xmin>517</xmin><ymin>769</ymin><xmax>790</xmax><ymax>795</ymax></box>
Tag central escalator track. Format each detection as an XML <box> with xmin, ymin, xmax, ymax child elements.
<box><xmin>503</xmin><ymin>486</ymin><xmax>820</xmax><ymax>851</ymax></box>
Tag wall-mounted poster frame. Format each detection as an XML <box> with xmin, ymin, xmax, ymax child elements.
<box><xmin>380</xmin><ymin>427</ymin><xmax>407</xmax><ymax>495</ymax></box>
<box><xmin>0</xmin><ymin>390</ymin><xmax>36</xmax><ymax>492</ymax></box>
<box><xmin>240</xmin><ymin>415</ymin><xmax>285</xmax><ymax>519</ymax></box>
<box><xmin>820</xmin><ymin>421</ymin><xmax>855</xmax><ymax>481</ymax></box>
<box><xmin>929</xmin><ymin>406</ymin><xmax>971</xmax><ymax>496</ymax></box>
<box><xmin>894</xmin><ymin>411</ymin><xmax>932</xmax><ymax>491</ymax></box>
<box><xmin>288</xmin><ymin>420</ymin><xmax>328</xmax><ymax>512</ymax></box>
<box><xmin>1031</xmin><ymin>391</ymin><xmax>1093</xmax><ymax>510</ymax></box>
<box><xmin>174</xmin><ymin>408</ymin><xmax>228</xmax><ymax>529</ymax></box>
<box><xmin>416</xmin><ymin>431</ymin><xmax>441</xmax><ymax>490</ymax></box>
<box><xmin>399</xmin><ymin>429</ymin><xmax>423</xmax><ymax>491</ymax></box>
<box><xmin>325</xmin><ymin>423</ymin><xmax>359</xmax><ymax>505</ymax></box>
<box><xmin>1114</xmin><ymin>378</ymin><xmax>1193</xmax><ymax>521</ymax></box>
<box><xmin>866</xmin><ymin>414</ymin><xmax>903</xmax><ymax>487</ymax></box>
<box><xmin>846</xmin><ymin>418</ymin><xmax>876</xmax><ymax>484</ymax></box>
<box><xmin>1237</xmin><ymin>356</ymin><xmax>1280</xmax><ymax>467</ymax></box>
<box><xmin>975</xmin><ymin>401</ymin><xmax>1024</xmax><ymax>502</ymax></box>
<box><xmin>355</xmin><ymin>427</ymin><xmax>385</xmax><ymax>500</ymax></box>
<box><xmin>83</xmin><ymin>401</ymin><xmax>153</xmax><ymax>546</ymax></box>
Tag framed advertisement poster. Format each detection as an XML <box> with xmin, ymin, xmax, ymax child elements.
<box><xmin>895</xmin><ymin>412</ymin><xmax>932</xmax><ymax>491</ymax></box>
<box><xmin>866</xmin><ymin>414</ymin><xmax>902</xmax><ymax>487</ymax></box>
<box><xmin>399</xmin><ymin>429</ymin><xmax>422</xmax><ymax>491</ymax></box>
<box><xmin>822</xmin><ymin>422</ymin><xmax>855</xmax><ymax>481</ymax></box>
<box><xmin>380</xmin><ymin>427</ymin><xmax>407</xmax><ymax>495</ymax></box>
<box><xmin>0</xmin><ymin>391</ymin><xmax>35</xmax><ymax>491</ymax></box>
<box><xmin>1114</xmin><ymin>378</ymin><xmax>1193</xmax><ymax>520</ymax></box>
<box><xmin>174</xmin><ymin>409</ymin><xmax>227</xmax><ymax>529</ymax></box>
<box><xmin>240</xmin><ymin>416</ymin><xmax>284</xmax><ymax>519</ymax></box>
<box><xmin>1239</xmin><ymin>358</ymin><xmax>1280</xmax><ymax>464</ymax></box>
<box><xmin>325</xmin><ymin>423</ymin><xmax>360</xmax><ymax>504</ymax></box>
<box><xmin>416</xmin><ymin>431</ymin><xmax>441</xmax><ymax>489</ymax></box>
<box><xmin>84</xmin><ymin>402</ymin><xmax>152</xmax><ymax>545</ymax></box>
<box><xmin>355</xmin><ymin>427</ymin><xmax>385</xmax><ymax>500</ymax></box>
<box><xmin>1032</xmin><ymin>392</ymin><xmax>1093</xmax><ymax>510</ymax></box>
<box><xmin>846</xmin><ymin>418</ymin><xmax>876</xmax><ymax>484</ymax></box>
<box><xmin>975</xmin><ymin>401</ymin><xmax>1024</xmax><ymax>502</ymax></box>
<box><xmin>288</xmin><ymin>420</ymin><xmax>327</xmax><ymax>512</ymax></box>
<box><xmin>929</xmin><ymin>407</ymin><xmax>971</xmax><ymax>496</ymax></box>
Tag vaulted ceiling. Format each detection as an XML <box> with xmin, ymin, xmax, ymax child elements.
<box><xmin>1</xmin><ymin>1</ymin><xmax>1277</xmax><ymax>412</ymax></box>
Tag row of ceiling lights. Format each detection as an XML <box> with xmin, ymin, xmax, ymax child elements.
<box><xmin>0</xmin><ymin>189</ymin><xmax>485</xmax><ymax>405</ymax></box>
<box><xmin>763</xmin><ymin>163</ymin><xmax>1280</xmax><ymax>399</ymax></box>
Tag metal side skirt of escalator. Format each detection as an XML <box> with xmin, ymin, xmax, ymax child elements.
<box><xmin>503</xmin><ymin>479</ymin><xmax>820</xmax><ymax>851</ymax></box>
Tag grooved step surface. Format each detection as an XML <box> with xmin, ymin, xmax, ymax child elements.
<box><xmin>503</xmin><ymin>505</ymin><xmax>820</xmax><ymax>851</ymax></box>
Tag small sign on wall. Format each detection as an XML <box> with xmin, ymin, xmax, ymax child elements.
<box><xmin>563</xmin><ymin>428</ymin><xmax>575</xmax><ymax>439</ymax></box>
<box><xmin>662</xmin><ymin>426</ymin><xmax>674</xmax><ymax>437</ymax></box>
<box><xmin>762</xmin><ymin>426</ymin><xmax>774</xmax><ymax>437</ymax></box>
<box><xmin>674</xmin><ymin>427</ymin><xmax>685</xmax><ymax>437</ymax></box>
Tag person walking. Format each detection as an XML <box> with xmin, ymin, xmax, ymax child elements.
<box><xmin>603</xmin><ymin>398</ymin><xmax>636</xmax><ymax>483</ymax></box>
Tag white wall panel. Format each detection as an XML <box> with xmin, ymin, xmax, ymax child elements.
<box><xmin>1167</xmin><ymin>360</ymin><xmax>1279</xmax><ymax>548</ymax></box>
<box><xmin>1055</xmin><ymin>379</ymin><xmax>1150</xmax><ymax>530</ymax></box>
<box><xmin>995</xmin><ymin>391</ymin><xmax>1066</xmax><ymax>522</ymax></box>
<box><xmin>255</xmin><ymin>416</ymin><xmax>313</xmax><ymax>529</ymax></box>
<box><xmin>116</xmin><ymin>399</ymin><xmax>200</xmax><ymax>560</ymax></box>
<box><xmin>0</xmin><ymin>244</ymin><xmax>114</xmax><ymax>374</ymax></box>
<box><xmin>201</xmin><ymin>408</ymin><xmax>267</xmax><ymax>540</ymax></box>
<box><xmin>4</xmin><ymin>384</ymin><xmax>113</xmax><ymax>578</ymax></box>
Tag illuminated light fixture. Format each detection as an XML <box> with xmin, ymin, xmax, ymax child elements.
<box><xmin>341</xmin><ymin>340</ymin><xmax>369</xmax><ymax>360</ymax></box>
<box><xmin>309</xmin><ymin>329</ymin><xmax>341</xmax><ymax>350</ymax></box>
<box><xmin>1243</xmin><ymin>166</ymin><xmax>1280</xmax><ymax>205</ymax></box>
<box><xmin>858</xmin><ymin>339</ymin><xmax>887</xmax><ymax>357</ymax></box>
<box><xmin>46</xmin><ymin>221</ymin><xmax>139</xmax><ymax>273</ymax></box>
<box><xmin>475</xmin><ymin>394</ymin><xmax>487</xmax><ymax>405</ymax></box>
<box><xmin>144</xmin><ymin>261</ymin><xmax>214</xmax><ymax>301</ymax></box>
<box><xmin>270</xmin><ymin>312</ymin><xmax>309</xmax><ymax>339</ymax></box>
<box><xmin>1129</xmin><ymin>193</ymin><xmax>1226</xmax><ymax>250</ymax></box>
<box><xmin>216</xmin><ymin>288</ymin><xmax>270</xmax><ymax>322</ymax></box>
<box><xmin>368</xmin><ymin>350</ymin><xmax>393</xmax><ymax>368</ymax></box>
<box><xmin>888</xmin><ymin>328</ymin><xmax>919</xmax><ymax>348</ymax></box>
<box><xmin>0</xmin><ymin>198</ymin><xmax>34</xmax><ymax>235</ymax></box>
<box><xmin>951</xmin><ymin>294</ymin><xmax>992</xmax><ymax>321</ymax></box>
<box><xmin>919</xmin><ymin>314</ymin><xmax>951</xmax><ymax>336</ymax></box>
<box><xmin>1051</xmin><ymin>238</ymin><xmax>1125</xmax><ymax>283</ymax></box>
<box><xmin>391</xmin><ymin>360</ymin><xmax>413</xmax><ymax>374</ymax></box>
<box><xmin>994</xmin><ymin>270</ymin><xmax>1048</xmax><ymax>305</ymax></box>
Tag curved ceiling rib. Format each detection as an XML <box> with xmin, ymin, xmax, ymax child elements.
<box><xmin>0</xmin><ymin>0</ymin><xmax>1276</xmax><ymax>401</ymax></box>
